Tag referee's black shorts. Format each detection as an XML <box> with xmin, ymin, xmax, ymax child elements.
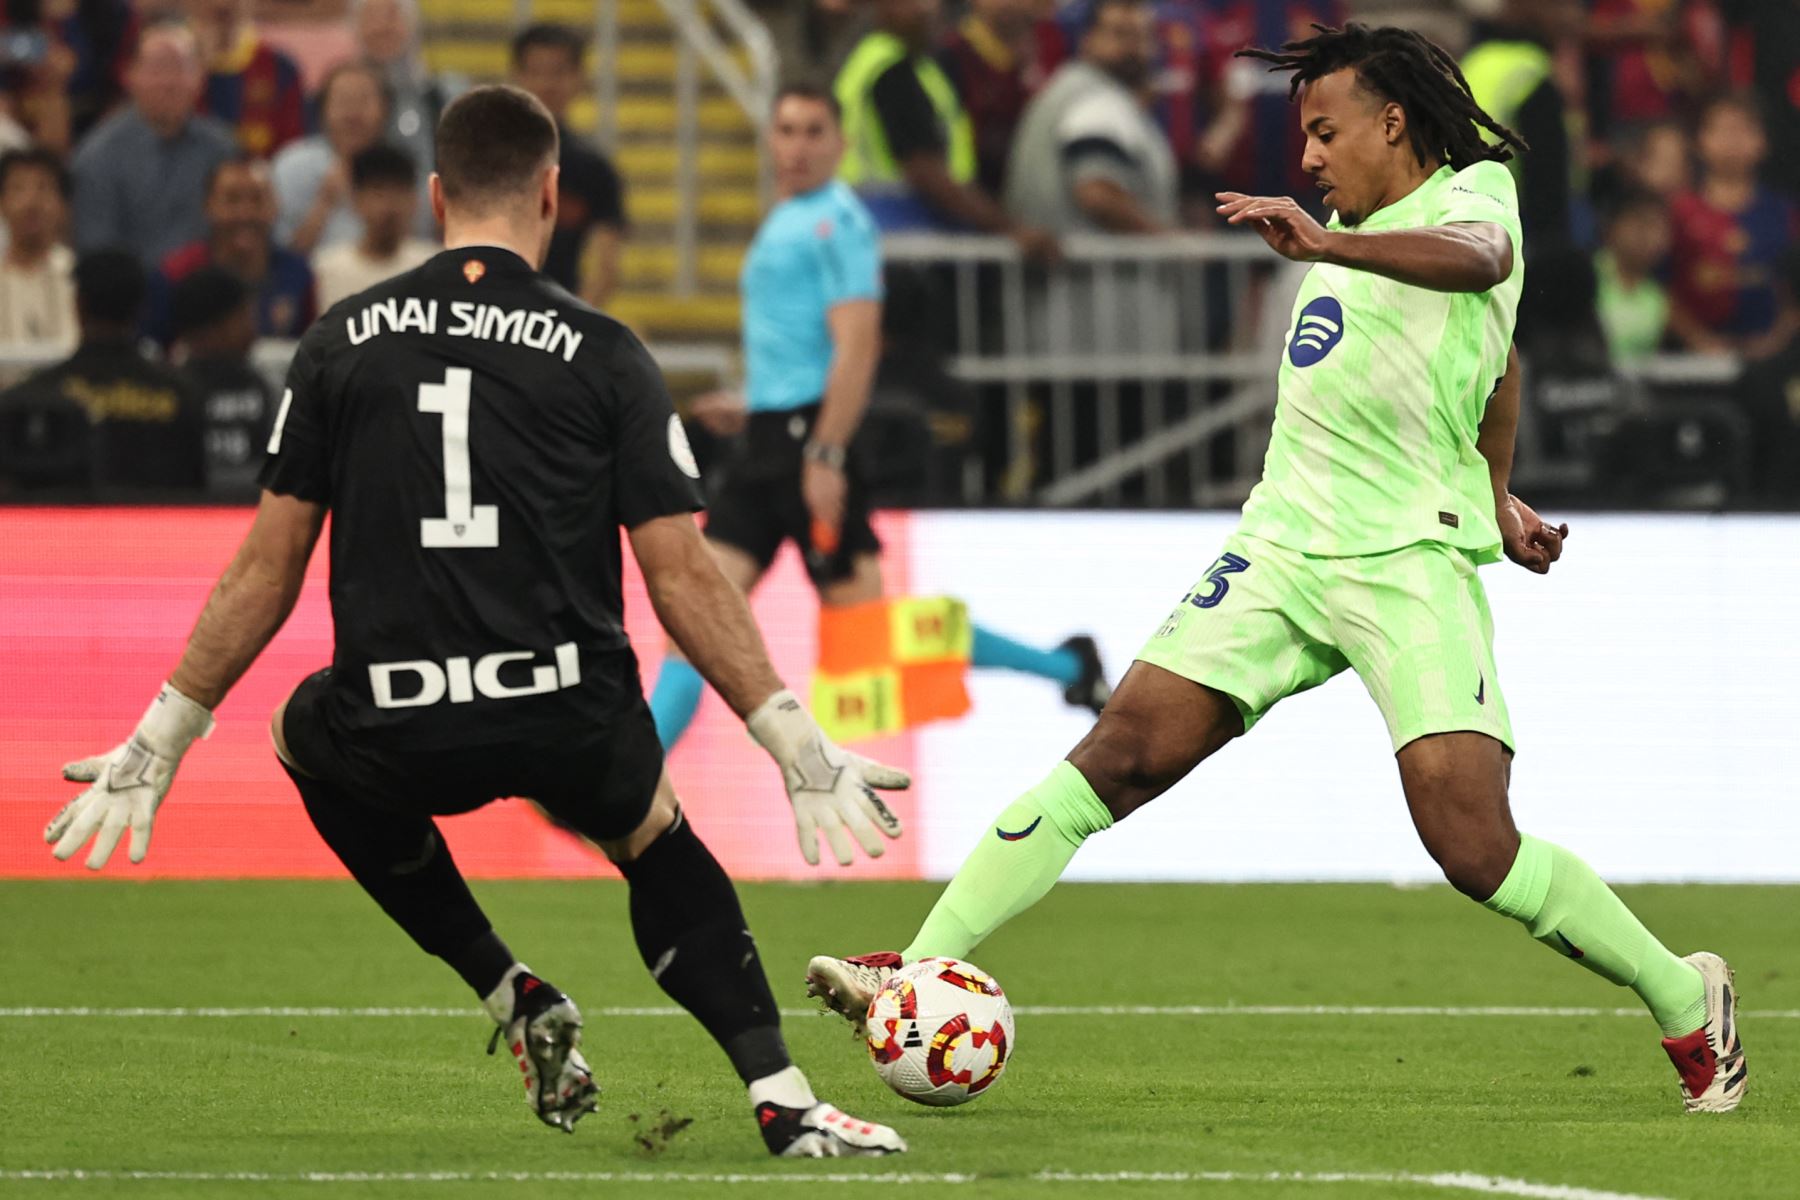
<box><xmin>702</xmin><ymin>402</ymin><xmax>880</xmax><ymax>590</ymax></box>
<box><xmin>281</xmin><ymin>666</ymin><xmax>664</xmax><ymax>844</ymax></box>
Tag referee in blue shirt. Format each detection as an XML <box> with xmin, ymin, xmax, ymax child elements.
<box><xmin>647</xmin><ymin>84</ymin><xmax>1110</xmax><ymax>752</ymax></box>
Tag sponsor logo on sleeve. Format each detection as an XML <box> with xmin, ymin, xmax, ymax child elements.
<box><xmin>668</xmin><ymin>413</ymin><xmax>701</xmax><ymax>479</ymax></box>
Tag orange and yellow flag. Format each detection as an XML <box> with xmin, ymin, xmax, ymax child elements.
<box><xmin>811</xmin><ymin>596</ymin><xmax>974</xmax><ymax>743</ymax></box>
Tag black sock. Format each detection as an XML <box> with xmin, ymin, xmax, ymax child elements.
<box><xmin>283</xmin><ymin>760</ymin><xmax>506</xmax><ymax>995</ymax></box>
<box><xmin>444</xmin><ymin>929</ymin><xmax>517</xmax><ymax>998</ymax></box>
<box><xmin>614</xmin><ymin>812</ymin><xmax>792</xmax><ymax>1084</ymax></box>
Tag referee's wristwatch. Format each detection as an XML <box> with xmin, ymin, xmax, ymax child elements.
<box><xmin>803</xmin><ymin>441</ymin><xmax>847</xmax><ymax>471</ymax></box>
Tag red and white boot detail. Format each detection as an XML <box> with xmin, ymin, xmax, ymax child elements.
<box><xmin>1660</xmin><ymin>951</ymin><xmax>1746</xmax><ymax>1114</ymax></box>
<box><xmin>805</xmin><ymin>952</ymin><xmax>902</xmax><ymax>1033</ymax></box>
<box><xmin>482</xmin><ymin>964</ymin><xmax>601</xmax><ymax>1132</ymax></box>
<box><xmin>751</xmin><ymin>1064</ymin><xmax>907</xmax><ymax>1157</ymax></box>
<box><xmin>758</xmin><ymin>1101</ymin><xmax>908</xmax><ymax>1157</ymax></box>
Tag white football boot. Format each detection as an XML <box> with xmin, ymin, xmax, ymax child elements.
<box><xmin>805</xmin><ymin>951</ymin><xmax>902</xmax><ymax>1033</ymax></box>
<box><xmin>757</xmin><ymin>1101</ymin><xmax>908</xmax><ymax>1157</ymax></box>
<box><xmin>1659</xmin><ymin>951</ymin><xmax>1746</xmax><ymax>1114</ymax></box>
<box><xmin>483</xmin><ymin>964</ymin><xmax>601</xmax><ymax>1132</ymax></box>
<box><xmin>751</xmin><ymin>1064</ymin><xmax>907</xmax><ymax>1157</ymax></box>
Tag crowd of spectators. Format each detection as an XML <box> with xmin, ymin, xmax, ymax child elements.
<box><xmin>0</xmin><ymin>2</ymin><xmax>629</xmax><ymax>501</ymax></box>
<box><xmin>0</xmin><ymin>0</ymin><xmax>1795</xmax><ymax>504</ymax></box>
<box><xmin>819</xmin><ymin>0</ymin><xmax>1800</xmax><ymax>501</ymax></box>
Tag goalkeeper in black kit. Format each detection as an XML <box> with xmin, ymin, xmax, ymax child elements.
<box><xmin>43</xmin><ymin>85</ymin><xmax>908</xmax><ymax>1157</ymax></box>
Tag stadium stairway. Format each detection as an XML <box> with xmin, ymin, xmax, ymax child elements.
<box><xmin>417</xmin><ymin>0</ymin><xmax>757</xmax><ymax>345</ymax></box>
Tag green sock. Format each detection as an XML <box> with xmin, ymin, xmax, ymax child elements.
<box><xmin>1483</xmin><ymin>833</ymin><xmax>1705</xmax><ymax>1037</ymax></box>
<box><xmin>903</xmin><ymin>761</ymin><xmax>1113</xmax><ymax>962</ymax></box>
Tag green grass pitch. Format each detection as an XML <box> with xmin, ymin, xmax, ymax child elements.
<box><xmin>2</xmin><ymin>880</ymin><xmax>1796</xmax><ymax>1199</ymax></box>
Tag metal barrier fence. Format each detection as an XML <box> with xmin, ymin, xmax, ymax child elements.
<box><xmin>0</xmin><ymin>246</ymin><xmax>1754</xmax><ymax>510</ymax></box>
<box><xmin>880</xmin><ymin>233</ymin><xmax>1759</xmax><ymax>509</ymax></box>
<box><xmin>882</xmin><ymin>231</ymin><xmax>1300</xmax><ymax>507</ymax></box>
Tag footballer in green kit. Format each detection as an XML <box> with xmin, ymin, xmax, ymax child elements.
<box><xmin>808</xmin><ymin>23</ymin><xmax>1747</xmax><ymax>1113</ymax></box>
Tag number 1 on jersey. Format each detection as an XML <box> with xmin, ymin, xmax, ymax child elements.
<box><xmin>418</xmin><ymin>367</ymin><xmax>499</xmax><ymax>549</ymax></box>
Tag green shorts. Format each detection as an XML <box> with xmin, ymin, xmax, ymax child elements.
<box><xmin>1136</xmin><ymin>532</ymin><xmax>1514</xmax><ymax>753</ymax></box>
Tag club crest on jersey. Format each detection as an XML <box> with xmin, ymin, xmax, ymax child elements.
<box><xmin>463</xmin><ymin>259</ymin><xmax>486</xmax><ymax>285</ymax></box>
<box><xmin>1288</xmin><ymin>295</ymin><xmax>1344</xmax><ymax>367</ymax></box>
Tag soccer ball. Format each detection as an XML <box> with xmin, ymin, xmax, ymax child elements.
<box><xmin>865</xmin><ymin>957</ymin><xmax>1015</xmax><ymax>1107</ymax></box>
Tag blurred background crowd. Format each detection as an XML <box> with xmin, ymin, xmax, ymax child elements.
<box><xmin>0</xmin><ymin>0</ymin><xmax>1794</xmax><ymax>509</ymax></box>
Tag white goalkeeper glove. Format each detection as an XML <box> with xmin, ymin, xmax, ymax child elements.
<box><xmin>45</xmin><ymin>682</ymin><xmax>214</xmax><ymax>870</ymax></box>
<box><xmin>746</xmin><ymin>689</ymin><xmax>908</xmax><ymax>867</ymax></box>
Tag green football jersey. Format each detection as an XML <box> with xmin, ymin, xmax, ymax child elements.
<box><xmin>1237</xmin><ymin>159</ymin><xmax>1525</xmax><ymax>563</ymax></box>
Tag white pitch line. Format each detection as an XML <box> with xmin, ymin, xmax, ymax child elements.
<box><xmin>1</xmin><ymin>1004</ymin><xmax>1797</xmax><ymax>1020</ymax></box>
<box><xmin>1043</xmin><ymin>1173</ymin><xmax>1672</xmax><ymax>1200</ymax></box>
<box><xmin>0</xmin><ymin>1169</ymin><xmax>1675</xmax><ymax>1199</ymax></box>
<box><xmin>1016</xmin><ymin>1004</ymin><xmax>1800</xmax><ymax>1019</ymax></box>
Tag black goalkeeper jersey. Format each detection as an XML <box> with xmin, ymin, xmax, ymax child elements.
<box><xmin>260</xmin><ymin>246</ymin><xmax>704</xmax><ymax>748</ymax></box>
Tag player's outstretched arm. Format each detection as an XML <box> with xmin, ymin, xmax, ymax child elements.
<box><xmin>1216</xmin><ymin>192</ymin><xmax>1512</xmax><ymax>293</ymax></box>
<box><xmin>629</xmin><ymin>513</ymin><xmax>785</xmax><ymax>716</ymax></box>
<box><xmin>1479</xmin><ymin>346</ymin><xmax>1569</xmax><ymax>574</ymax></box>
<box><xmin>629</xmin><ymin>513</ymin><xmax>908</xmax><ymax>866</ymax></box>
<box><xmin>171</xmin><ymin>492</ymin><xmax>327</xmax><ymax>708</ymax></box>
<box><xmin>46</xmin><ymin>491</ymin><xmax>326</xmax><ymax>869</ymax></box>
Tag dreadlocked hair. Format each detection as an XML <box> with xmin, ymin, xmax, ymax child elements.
<box><xmin>1237</xmin><ymin>23</ymin><xmax>1528</xmax><ymax>171</ymax></box>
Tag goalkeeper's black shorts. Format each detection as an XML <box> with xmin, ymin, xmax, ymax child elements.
<box><xmin>702</xmin><ymin>403</ymin><xmax>881</xmax><ymax>590</ymax></box>
<box><xmin>280</xmin><ymin>667</ymin><xmax>664</xmax><ymax>843</ymax></box>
